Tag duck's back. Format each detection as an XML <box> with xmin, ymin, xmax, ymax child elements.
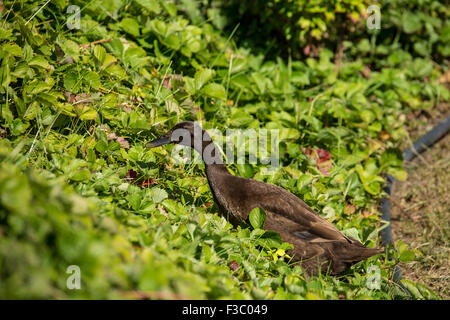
<box><xmin>206</xmin><ymin>168</ymin><xmax>383</xmax><ymax>275</ymax></box>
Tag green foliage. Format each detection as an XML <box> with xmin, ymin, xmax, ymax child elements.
<box><xmin>197</xmin><ymin>0</ymin><xmax>449</xmax><ymax>63</ymax></box>
<box><xmin>382</xmin><ymin>0</ymin><xmax>450</xmax><ymax>59</ymax></box>
<box><xmin>195</xmin><ymin>0</ymin><xmax>370</xmax><ymax>58</ymax></box>
<box><xmin>0</xmin><ymin>0</ymin><xmax>446</xmax><ymax>299</ymax></box>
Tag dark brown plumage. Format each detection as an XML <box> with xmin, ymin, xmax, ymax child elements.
<box><xmin>147</xmin><ymin>121</ymin><xmax>383</xmax><ymax>275</ymax></box>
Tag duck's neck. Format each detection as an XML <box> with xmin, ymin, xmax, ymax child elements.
<box><xmin>192</xmin><ymin>130</ymin><xmax>242</xmax><ymax>224</ymax></box>
<box><xmin>197</xmin><ymin>141</ymin><xmax>230</xmax><ymax>176</ymax></box>
<box><xmin>192</xmin><ymin>129</ymin><xmax>231</xmax><ymax>176</ymax></box>
<box><xmin>191</xmin><ymin>131</ymin><xmax>232</xmax><ymax>206</ymax></box>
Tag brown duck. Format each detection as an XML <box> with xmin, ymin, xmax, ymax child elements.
<box><xmin>147</xmin><ymin>121</ymin><xmax>383</xmax><ymax>275</ymax></box>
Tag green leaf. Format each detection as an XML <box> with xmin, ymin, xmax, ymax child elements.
<box><xmin>93</xmin><ymin>45</ymin><xmax>106</xmax><ymax>64</ymax></box>
<box><xmin>163</xmin><ymin>33</ymin><xmax>180</xmax><ymax>50</ymax></box>
<box><xmin>201</xmin><ymin>83</ymin><xmax>226</xmax><ymax>100</ymax></box>
<box><xmin>84</xmin><ymin>71</ymin><xmax>101</xmax><ymax>89</ymax></box>
<box><xmin>28</xmin><ymin>56</ymin><xmax>51</xmax><ymax>69</ymax></box>
<box><xmin>0</xmin><ymin>59</ymin><xmax>11</xmax><ymax>88</ymax></box>
<box><xmin>186</xmin><ymin>39</ymin><xmax>201</xmax><ymax>53</ymax></box>
<box><xmin>230</xmin><ymin>110</ymin><xmax>254</xmax><ymax>127</ymax></box>
<box><xmin>401</xmin><ymin>280</ymin><xmax>423</xmax><ymax>299</ymax></box>
<box><xmin>127</xmin><ymin>193</ymin><xmax>142</xmax><ymax>211</ymax></box>
<box><xmin>194</xmin><ymin>68</ymin><xmax>214</xmax><ymax>90</ymax></box>
<box><xmin>279</xmin><ymin>128</ymin><xmax>300</xmax><ymax>141</ymax></box>
<box><xmin>251</xmin><ymin>72</ymin><xmax>267</xmax><ymax>94</ymax></box>
<box><xmin>341</xmin><ymin>227</ymin><xmax>361</xmax><ymax>242</ymax></box>
<box><xmin>399</xmin><ymin>250</ymin><xmax>416</xmax><ymax>262</ymax></box>
<box><xmin>151</xmin><ymin>187</ymin><xmax>168</xmax><ymax>204</ymax></box>
<box><xmin>183</xmin><ymin>76</ymin><xmax>196</xmax><ymax>95</ymax></box>
<box><xmin>402</xmin><ymin>12</ymin><xmax>422</xmax><ymax>34</ymax></box>
<box><xmin>124</xmin><ymin>47</ymin><xmax>148</xmax><ymax>70</ymax></box>
<box><xmin>388</xmin><ymin>167</ymin><xmax>407</xmax><ymax>181</ymax></box>
<box><xmin>236</xmin><ymin>163</ymin><xmax>254</xmax><ymax>178</ymax></box>
<box><xmin>380</xmin><ymin>148</ymin><xmax>403</xmax><ymax>168</ymax></box>
<box><xmin>70</xmin><ymin>169</ymin><xmax>91</xmax><ymax>182</ymax></box>
<box><xmin>120</xmin><ymin>18</ymin><xmax>140</xmax><ymax>37</ymax></box>
<box><xmin>321</xmin><ymin>206</ymin><xmax>335</xmax><ymax>219</ymax></box>
<box><xmin>242</xmin><ymin>260</ymin><xmax>257</xmax><ymax>280</ymax></box>
<box><xmin>297</xmin><ymin>174</ymin><xmax>314</xmax><ymax>192</ymax></box>
<box><xmin>134</xmin><ymin>0</ymin><xmax>161</xmax><ymax>14</ymax></box>
<box><xmin>416</xmin><ymin>283</ymin><xmax>439</xmax><ymax>300</ymax></box>
<box><xmin>105</xmin><ymin>38</ymin><xmax>124</xmax><ymax>58</ymax></box>
<box><xmin>105</xmin><ymin>64</ymin><xmax>126</xmax><ymax>78</ymax></box>
<box><xmin>63</xmin><ymin>71</ymin><xmax>80</xmax><ymax>93</ymax></box>
<box><xmin>249</xmin><ymin>207</ymin><xmax>266</xmax><ymax>229</ymax></box>
<box><xmin>2</xmin><ymin>43</ymin><xmax>22</xmax><ymax>57</ymax></box>
<box><xmin>412</xmin><ymin>58</ymin><xmax>433</xmax><ymax>77</ymax></box>
<box><xmin>95</xmin><ymin>140</ymin><xmax>108</xmax><ymax>153</ymax></box>
<box><xmin>355</xmin><ymin>163</ymin><xmax>384</xmax><ymax>195</ymax></box>
<box><xmin>413</xmin><ymin>42</ymin><xmax>429</xmax><ymax>57</ymax></box>
<box><xmin>0</xmin><ymin>28</ymin><xmax>13</xmax><ymax>41</ymax></box>
<box><xmin>10</xmin><ymin>119</ymin><xmax>29</xmax><ymax>135</ymax></box>
<box><xmin>24</xmin><ymin>80</ymin><xmax>53</xmax><ymax>95</ymax></box>
<box><xmin>160</xmin><ymin>1</ymin><xmax>176</xmax><ymax>16</ymax></box>
<box><xmin>57</xmin><ymin>39</ymin><xmax>80</xmax><ymax>61</ymax></box>
<box><xmin>257</xmin><ymin>230</ymin><xmax>283</xmax><ymax>248</ymax></box>
<box><xmin>79</xmin><ymin>107</ymin><xmax>98</xmax><ymax>121</ymax></box>
<box><xmin>301</xmin><ymin>115</ymin><xmax>321</xmax><ymax>131</ymax></box>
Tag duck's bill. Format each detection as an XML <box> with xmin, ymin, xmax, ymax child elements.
<box><xmin>145</xmin><ymin>136</ymin><xmax>171</xmax><ymax>148</ymax></box>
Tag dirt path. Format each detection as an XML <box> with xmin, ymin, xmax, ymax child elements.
<box><xmin>390</xmin><ymin>104</ymin><xmax>449</xmax><ymax>299</ymax></box>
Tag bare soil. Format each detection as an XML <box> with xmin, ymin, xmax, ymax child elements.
<box><xmin>390</xmin><ymin>103</ymin><xmax>449</xmax><ymax>299</ymax></box>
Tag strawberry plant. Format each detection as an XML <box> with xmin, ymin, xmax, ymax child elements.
<box><xmin>0</xmin><ymin>0</ymin><xmax>447</xmax><ymax>299</ymax></box>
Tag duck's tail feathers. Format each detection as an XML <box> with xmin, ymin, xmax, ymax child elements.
<box><xmin>329</xmin><ymin>242</ymin><xmax>384</xmax><ymax>274</ymax></box>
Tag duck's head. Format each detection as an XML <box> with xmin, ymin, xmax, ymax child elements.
<box><xmin>146</xmin><ymin>121</ymin><xmax>207</xmax><ymax>150</ymax></box>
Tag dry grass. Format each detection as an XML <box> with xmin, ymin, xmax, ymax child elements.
<box><xmin>390</xmin><ymin>120</ymin><xmax>449</xmax><ymax>299</ymax></box>
<box><xmin>403</xmin><ymin>102</ymin><xmax>450</xmax><ymax>142</ymax></box>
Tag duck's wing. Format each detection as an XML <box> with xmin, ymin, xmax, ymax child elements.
<box><xmin>249</xmin><ymin>182</ymin><xmax>357</xmax><ymax>244</ymax></box>
<box><xmin>216</xmin><ymin>176</ymin><xmax>382</xmax><ymax>275</ymax></box>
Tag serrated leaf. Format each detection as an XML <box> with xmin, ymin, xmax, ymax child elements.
<box><xmin>29</xmin><ymin>56</ymin><xmax>50</xmax><ymax>69</ymax></box>
<box><xmin>105</xmin><ymin>64</ymin><xmax>126</xmax><ymax>78</ymax></box>
<box><xmin>84</xmin><ymin>71</ymin><xmax>101</xmax><ymax>89</ymax></box>
<box><xmin>151</xmin><ymin>187</ymin><xmax>168</xmax><ymax>204</ymax></box>
<box><xmin>93</xmin><ymin>45</ymin><xmax>106</xmax><ymax>64</ymax></box>
<box><xmin>79</xmin><ymin>107</ymin><xmax>98</xmax><ymax>120</ymax></box>
<box><xmin>249</xmin><ymin>207</ymin><xmax>266</xmax><ymax>229</ymax></box>
<box><xmin>341</xmin><ymin>227</ymin><xmax>361</xmax><ymax>242</ymax></box>
<box><xmin>201</xmin><ymin>83</ymin><xmax>226</xmax><ymax>100</ymax></box>
<box><xmin>258</xmin><ymin>230</ymin><xmax>282</xmax><ymax>248</ymax></box>
<box><xmin>194</xmin><ymin>68</ymin><xmax>214</xmax><ymax>90</ymax></box>
<box><xmin>95</xmin><ymin>140</ymin><xmax>108</xmax><ymax>154</ymax></box>
<box><xmin>2</xmin><ymin>43</ymin><xmax>22</xmax><ymax>57</ymax></box>
<box><xmin>58</xmin><ymin>39</ymin><xmax>80</xmax><ymax>60</ymax></box>
<box><xmin>63</xmin><ymin>71</ymin><xmax>80</xmax><ymax>93</ymax></box>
